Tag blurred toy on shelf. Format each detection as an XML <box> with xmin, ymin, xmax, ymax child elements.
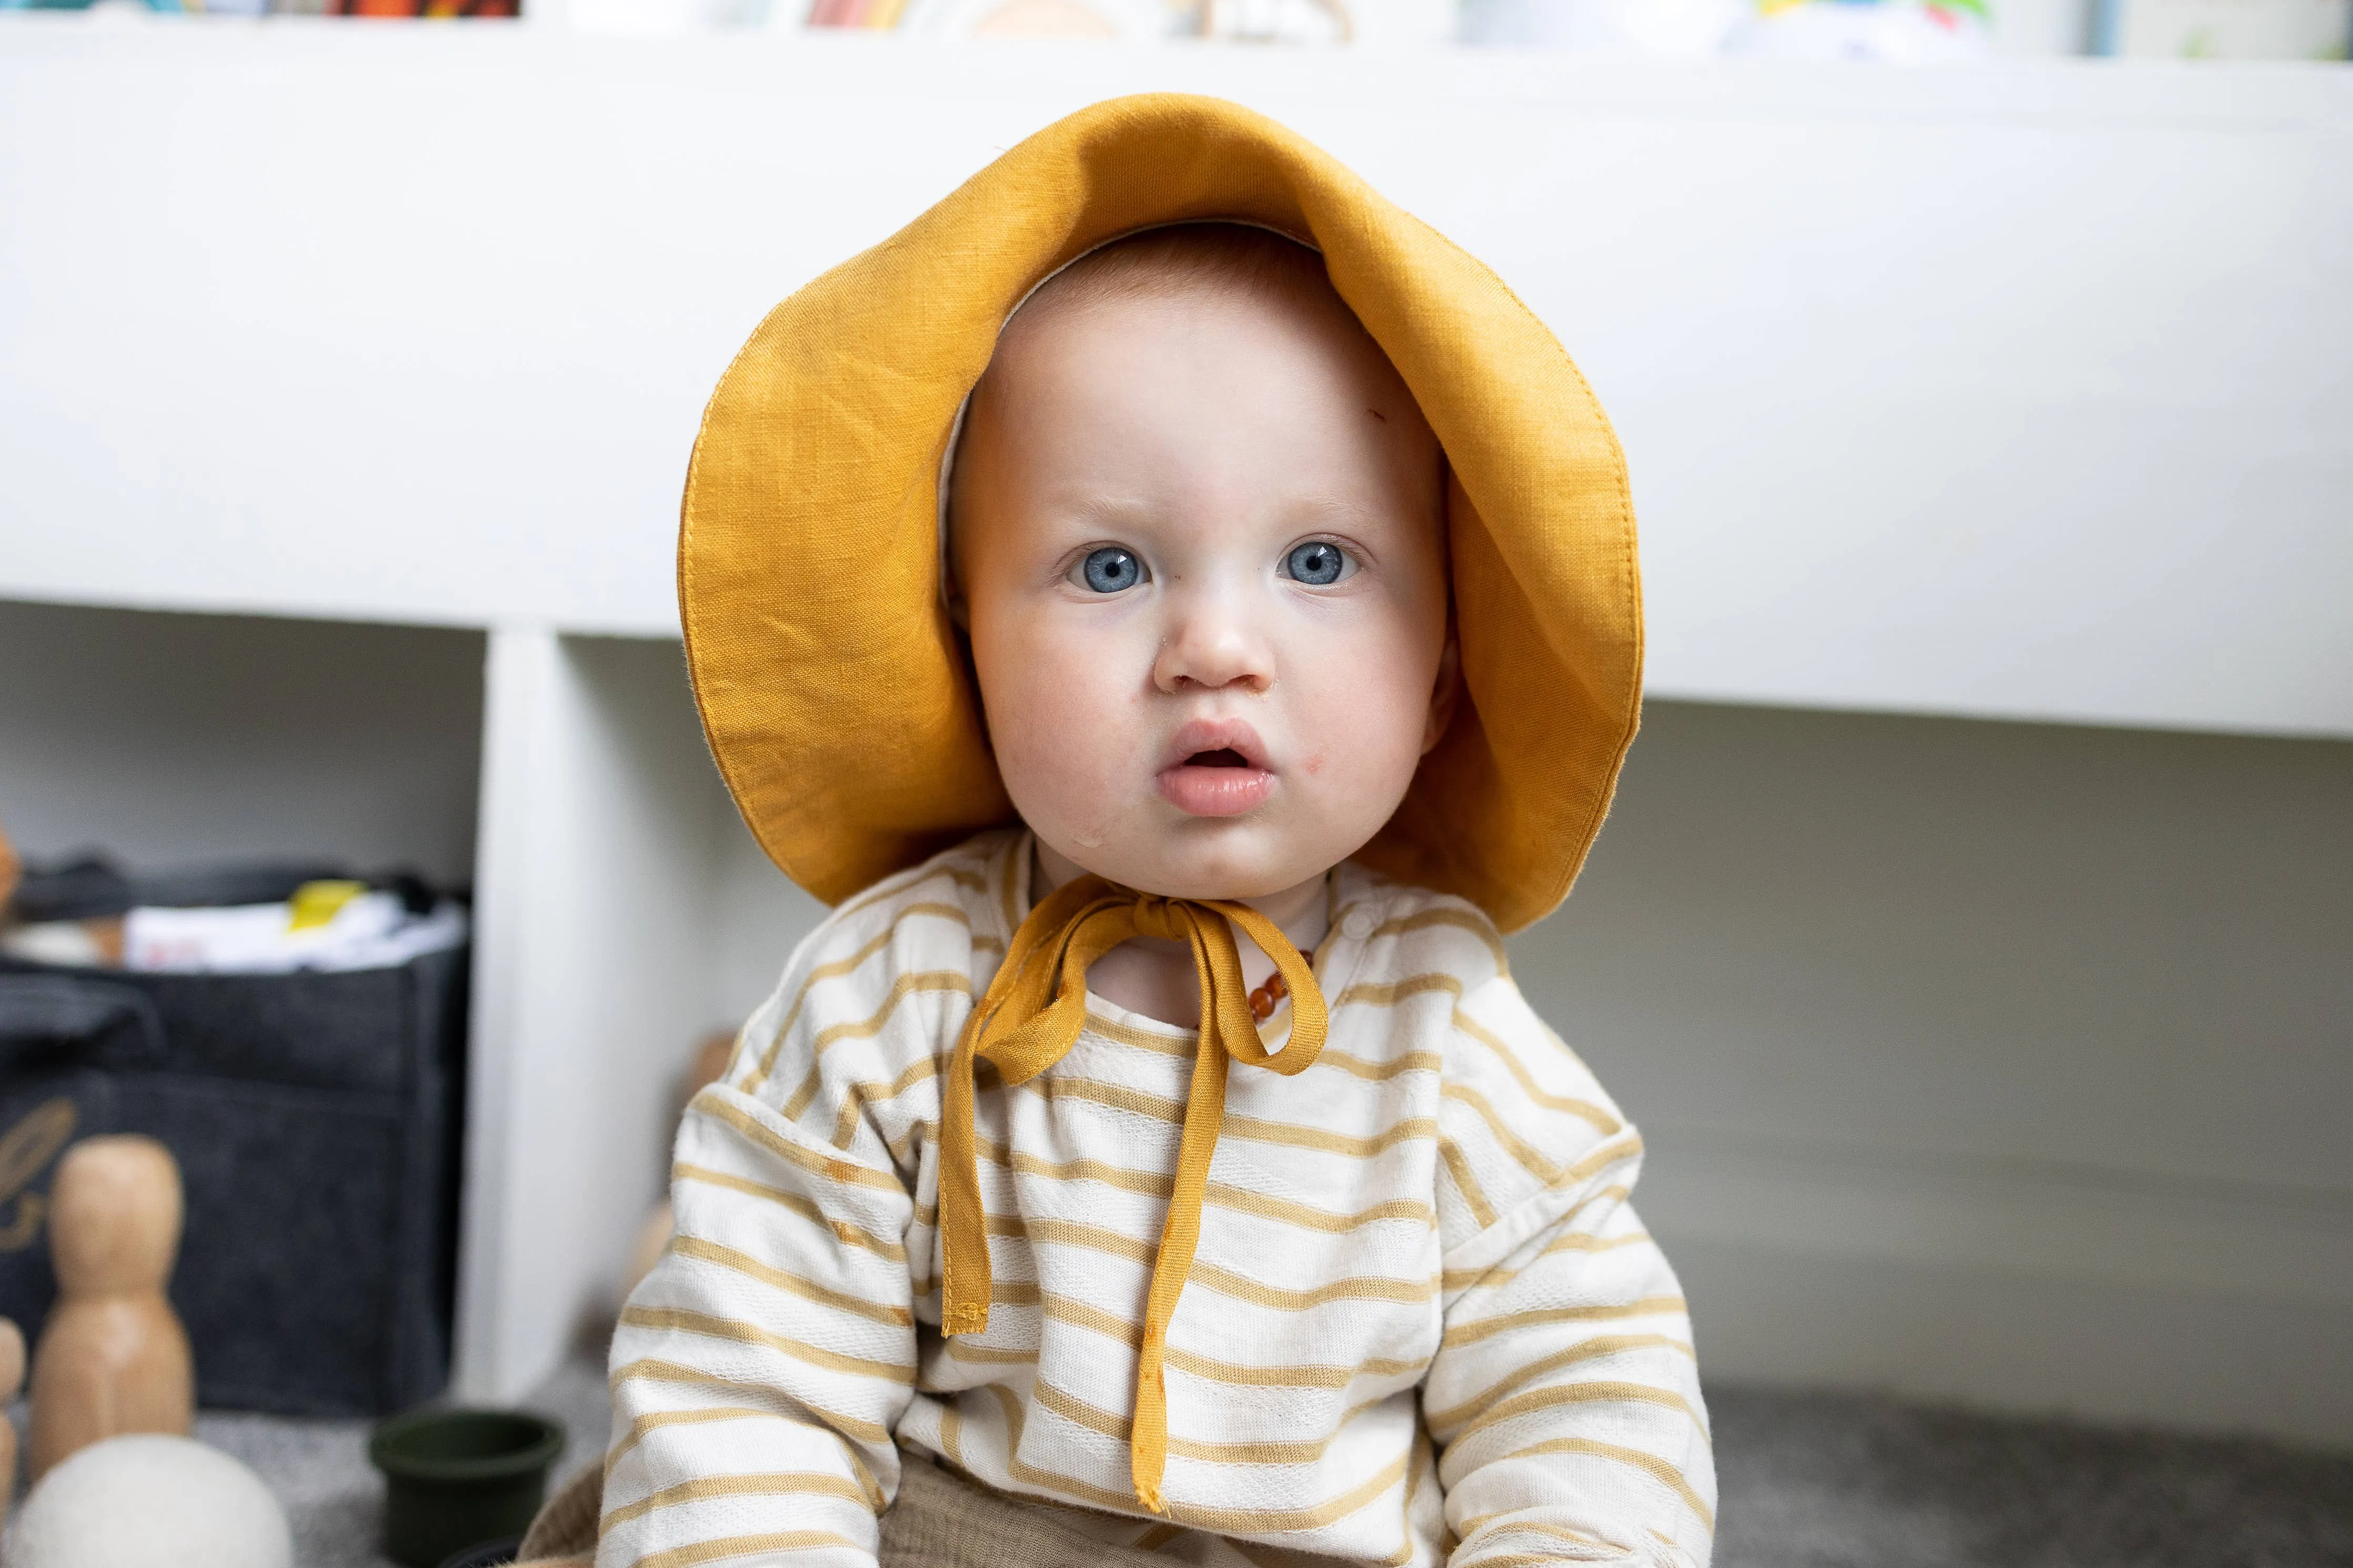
<box><xmin>122</xmin><ymin>882</ymin><xmax>465</xmax><ymax>974</ymax></box>
<box><xmin>2</xmin><ymin>854</ymin><xmax>466</xmax><ymax>976</ymax></box>
<box><xmin>1726</xmin><ymin>0</ymin><xmax>1994</xmax><ymax>58</ymax></box>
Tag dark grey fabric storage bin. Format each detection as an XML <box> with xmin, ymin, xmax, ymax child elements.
<box><xmin>0</xmin><ymin>947</ymin><xmax>468</xmax><ymax>1416</ymax></box>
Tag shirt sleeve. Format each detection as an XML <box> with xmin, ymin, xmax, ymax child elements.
<box><xmin>596</xmin><ymin>918</ymin><xmax>947</xmax><ymax>1568</ymax></box>
<box><xmin>1425</xmin><ymin>969</ymin><xmax>1716</xmax><ymax>1568</ymax></box>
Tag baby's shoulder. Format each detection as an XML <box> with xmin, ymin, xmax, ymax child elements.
<box><xmin>1328</xmin><ymin>862</ymin><xmax>1511</xmax><ymax>995</ymax></box>
<box><xmin>730</xmin><ymin>830</ymin><xmax>1019</xmax><ymax>1103</ymax></box>
<box><xmin>1331</xmin><ymin>861</ymin><xmax>1624</xmax><ymax>1117</ymax></box>
<box><xmin>804</xmin><ymin>827</ymin><xmax>1023</xmax><ymax>967</ymax></box>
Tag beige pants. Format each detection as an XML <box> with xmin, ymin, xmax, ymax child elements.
<box><xmin>519</xmin><ymin>1453</ymin><xmax>1171</xmax><ymax>1568</ymax></box>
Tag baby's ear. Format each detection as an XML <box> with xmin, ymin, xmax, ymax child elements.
<box><xmin>1422</xmin><ymin>624</ymin><xmax>1462</xmax><ymax>757</ymax></box>
<box><xmin>943</xmin><ymin>556</ymin><xmax>971</xmax><ymax>632</ymax></box>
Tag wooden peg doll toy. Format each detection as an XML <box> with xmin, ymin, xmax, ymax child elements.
<box><xmin>28</xmin><ymin>1135</ymin><xmax>194</xmax><ymax>1479</ymax></box>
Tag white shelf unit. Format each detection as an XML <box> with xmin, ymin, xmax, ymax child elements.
<box><xmin>0</xmin><ymin>601</ymin><xmax>828</xmax><ymax>1406</ymax></box>
<box><xmin>460</xmin><ymin>628</ymin><xmax>823</xmax><ymax>1397</ymax></box>
<box><xmin>2</xmin><ymin>31</ymin><xmax>2348</xmax><ymax>1442</ymax></box>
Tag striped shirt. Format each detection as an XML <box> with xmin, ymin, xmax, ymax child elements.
<box><xmin>600</xmin><ymin>829</ymin><xmax>1714</xmax><ymax>1568</ymax></box>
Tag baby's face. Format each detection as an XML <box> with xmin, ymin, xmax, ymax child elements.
<box><xmin>952</xmin><ymin>275</ymin><xmax>1452</xmax><ymax>903</ymax></box>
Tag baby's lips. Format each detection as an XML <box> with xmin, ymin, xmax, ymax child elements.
<box><xmin>1157</xmin><ymin>761</ymin><xmax>1275</xmax><ymax>818</ymax></box>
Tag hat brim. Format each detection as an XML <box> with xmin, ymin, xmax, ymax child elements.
<box><xmin>681</xmin><ymin>93</ymin><xmax>1642</xmax><ymax>934</ymax></box>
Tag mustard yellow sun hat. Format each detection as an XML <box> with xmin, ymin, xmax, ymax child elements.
<box><xmin>680</xmin><ymin>93</ymin><xmax>1641</xmax><ymax>935</ymax></box>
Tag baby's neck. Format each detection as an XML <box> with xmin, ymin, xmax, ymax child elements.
<box><xmin>1030</xmin><ymin>840</ymin><xmax>1331</xmax><ymax>1030</ymax></box>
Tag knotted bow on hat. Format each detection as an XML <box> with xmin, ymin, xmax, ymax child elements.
<box><xmin>938</xmin><ymin>873</ymin><xmax>1329</xmax><ymax>1514</ymax></box>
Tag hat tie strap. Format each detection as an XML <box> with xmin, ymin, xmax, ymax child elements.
<box><xmin>938</xmin><ymin>874</ymin><xmax>1328</xmax><ymax>1513</ymax></box>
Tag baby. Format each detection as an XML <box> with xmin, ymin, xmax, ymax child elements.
<box><xmin>597</xmin><ymin>98</ymin><xmax>1712</xmax><ymax>1568</ymax></box>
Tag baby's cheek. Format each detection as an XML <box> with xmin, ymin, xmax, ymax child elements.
<box><xmin>988</xmin><ymin>639</ymin><xmax>1145</xmax><ymax>823</ymax></box>
<box><xmin>1290</xmin><ymin>637</ymin><xmax>1430</xmax><ymax>787</ymax></box>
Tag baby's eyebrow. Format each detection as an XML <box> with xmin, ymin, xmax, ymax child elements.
<box><xmin>1025</xmin><ymin>496</ymin><xmax>1165</xmax><ymax>538</ymax></box>
<box><xmin>1061</xmin><ymin>493</ymin><xmax>1164</xmax><ymax>520</ymax></box>
<box><xmin>1275</xmin><ymin>495</ymin><xmax>1393</xmax><ymax>531</ymax></box>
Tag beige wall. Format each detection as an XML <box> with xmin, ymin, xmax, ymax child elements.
<box><xmin>1512</xmin><ymin>701</ymin><xmax>2353</xmax><ymax>1445</ymax></box>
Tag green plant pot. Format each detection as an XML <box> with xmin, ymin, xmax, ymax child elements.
<box><xmin>369</xmin><ymin>1408</ymin><xmax>565</xmax><ymax>1568</ymax></box>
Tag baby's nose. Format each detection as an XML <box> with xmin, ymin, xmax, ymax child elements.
<box><xmin>1153</xmin><ymin>596</ymin><xmax>1274</xmax><ymax>694</ymax></box>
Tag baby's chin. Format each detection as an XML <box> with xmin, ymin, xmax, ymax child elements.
<box><xmin>1038</xmin><ymin>816</ymin><xmax>1360</xmax><ymax>904</ymax></box>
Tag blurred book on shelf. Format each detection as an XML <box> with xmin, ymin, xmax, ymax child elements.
<box><xmin>320</xmin><ymin>0</ymin><xmax>520</xmax><ymax>16</ymax></box>
<box><xmin>0</xmin><ymin>0</ymin><xmax>518</xmax><ymax>15</ymax></box>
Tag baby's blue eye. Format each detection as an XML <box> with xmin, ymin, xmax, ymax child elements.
<box><xmin>1284</xmin><ymin>540</ymin><xmax>1352</xmax><ymax>586</ymax></box>
<box><xmin>1077</xmin><ymin>546</ymin><xmax>1144</xmax><ymax>594</ymax></box>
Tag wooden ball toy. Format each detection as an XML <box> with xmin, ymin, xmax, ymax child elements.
<box><xmin>11</xmin><ymin>1433</ymin><xmax>291</xmax><ymax>1568</ymax></box>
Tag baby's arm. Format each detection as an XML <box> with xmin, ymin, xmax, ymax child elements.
<box><xmin>597</xmin><ymin>947</ymin><xmax>926</xmax><ymax>1568</ymax></box>
<box><xmin>1426</xmin><ymin>973</ymin><xmax>1716</xmax><ymax>1567</ymax></box>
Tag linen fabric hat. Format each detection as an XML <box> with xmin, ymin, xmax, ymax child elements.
<box><xmin>680</xmin><ymin>93</ymin><xmax>1642</xmax><ymax>935</ymax></box>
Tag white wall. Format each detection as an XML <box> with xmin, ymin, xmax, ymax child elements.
<box><xmin>2</xmin><ymin>31</ymin><xmax>2347</xmax><ymax>740</ymax></box>
<box><xmin>0</xmin><ymin>598</ymin><xmax>484</xmax><ymax>888</ymax></box>
<box><xmin>1514</xmin><ymin>701</ymin><xmax>2353</xmax><ymax>1445</ymax></box>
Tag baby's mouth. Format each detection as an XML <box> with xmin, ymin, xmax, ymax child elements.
<box><xmin>1158</xmin><ymin>724</ymin><xmax>1275</xmax><ymax>818</ymax></box>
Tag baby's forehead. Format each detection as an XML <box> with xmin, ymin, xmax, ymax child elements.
<box><xmin>947</xmin><ymin>221</ymin><xmax>1443</xmax><ymax>541</ymax></box>
<box><xmin>990</xmin><ymin>224</ymin><xmax>1370</xmax><ymax>372</ymax></box>
<box><xmin>1027</xmin><ymin>224</ymin><xmax>1341</xmax><ymax>323</ymax></box>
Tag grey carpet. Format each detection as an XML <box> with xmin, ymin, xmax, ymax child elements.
<box><xmin>1711</xmin><ymin>1386</ymin><xmax>2353</xmax><ymax>1568</ymax></box>
<box><xmin>12</xmin><ymin>1374</ymin><xmax>2350</xmax><ymax>1566</ymax></box>
<box><xmin>189</xmin><ymin>1357</ymin><xmax>615</xmax><ymax>1568</ymax></box>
